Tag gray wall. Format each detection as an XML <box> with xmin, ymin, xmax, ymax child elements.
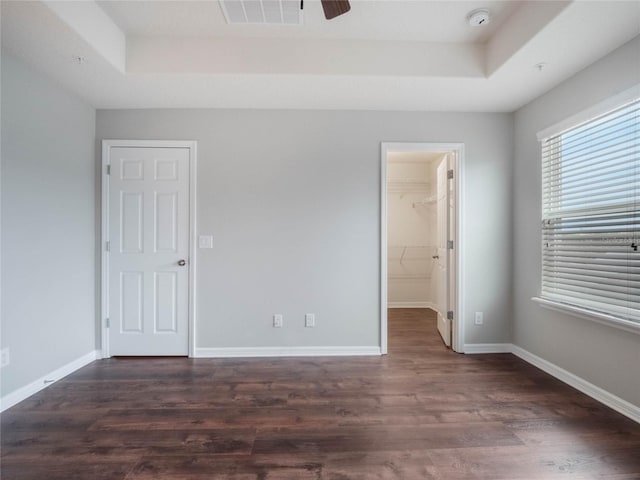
<box><xmin>513</xmin><ymin>36</ymin><xmax>640</xmax><ymax>406</ymax></box>
<box><xmin>0</xmin><ymin>54</ymin><xmax>96</xmax><ymax>396</ymax></box>
<box><xmin>97</xmin><ymin>109</ymin><xmax>513</xmax><ymax>350</ymax></box>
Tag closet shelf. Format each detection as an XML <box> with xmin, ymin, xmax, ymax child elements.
<box><xmin>388</xmin><ymin>179</ymin><xmax>430</xmax><ymax>194</ymax></box>
<box><xmin>388</xmin><ymin>244</ymin><xmax>434</xmax><ymax>249</ymax></box>
<box><xmin>412</xmin><ymin>196</ymin><xmax>437</xmax><ymax>207</ymax></box>
<box><xmin>388</xmin><ymin>274</ymin><xmax>431</xmax><ymax>281</ymax></box>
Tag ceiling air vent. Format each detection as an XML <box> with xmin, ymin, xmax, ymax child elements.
<box><xmin>219</xmin><ymin>0</ymin><xmax>302</xmax><ymax>25</ymax></box>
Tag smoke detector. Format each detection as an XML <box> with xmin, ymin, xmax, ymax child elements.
<box><xmin>467</xmin><ymin>9</ymin><xmax>490</xmax><ymax>27</ymax></box>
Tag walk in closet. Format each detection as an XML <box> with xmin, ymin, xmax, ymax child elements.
<box><xmin>387</xmin><ymin>152</ymin><xmax>444</xmax><ymax>308</ymax></box>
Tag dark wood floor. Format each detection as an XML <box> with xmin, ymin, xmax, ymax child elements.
<box><xmin>2</xmin><ymin>309</ymin><xmax>639</xmax><ymax>479</ymax></box>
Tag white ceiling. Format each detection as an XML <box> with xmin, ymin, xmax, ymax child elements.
<box><xmin>95</xmin><ymin>1</ymin><xmax>517</xmax><ymax>43</ymax></box>
<box><xmin>2</xmin><ymin>0</ymin><xmax>639</xmax><ymax>112</ymax></box>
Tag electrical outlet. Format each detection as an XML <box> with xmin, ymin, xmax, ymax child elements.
<box><xmin>305</xmin><ymin>313</ymin><xmax>315</xmax><ymax>328</ymax></box>
<box><xmin>273</xmin><ymin>314</ymin><xmax>283</xmax><ymax>328</ymax></box>
<box><xmin>474</xmin><ymin>312</ymin><xmax>484</xmax><ymax>325</ymax></box>
<box><xmin>1</xmin><ymin>348</ymin><xmax>10</xmax><ymax>368</ymax></box>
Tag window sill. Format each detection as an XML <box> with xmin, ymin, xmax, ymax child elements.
<box><xmin>531</xmin><ymin>297</ymin><xmax>640</xmax><ymax>336</ymax></box>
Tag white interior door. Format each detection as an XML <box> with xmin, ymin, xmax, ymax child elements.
<box><xmin>435</xmin><ymin>156</ymin><xmax>451</xmax><ymax>346</ymax></box>
<box><xmin>447</xmin><ymin>153</ymin><xmax>458</xmax><ymax>352</ymax></box>
<box><xmin>108</xmin><ymin>146</ymin><xmax>190</xmax><ymax>355</ymax></box>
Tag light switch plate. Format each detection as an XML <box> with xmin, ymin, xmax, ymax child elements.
<box><xmin>1</xmin><ymin>348</ymin><xmax>10</xmax><ymax>368</ymax></box>
<box><xmin>198</xmin><ymin>235</ymin><xmax>213</xmax><ymax>249</ymax></box>
<box><xmin>305</xmin><ymin>313</ymin><xmax>315</xmax><ymax>328</ymax></box>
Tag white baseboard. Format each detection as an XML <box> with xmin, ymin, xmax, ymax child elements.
<box><xmin>465</xmin><ymin>343</ymin><xmax>639</xmax><ymax>423</ymax></box>
<box><xmin>464</xmin><ymin>343</ymin><xmax>512</xmax><ymax>354</ymax></box>
<box><xmin>511</xmin><ymin>345</ymin><xmax>640</xmax><ymax>424</ymax></box>
<box><xmin>195</xmin><ymin>346</ymin><xmax>381</xmax><ymax>358</ymax></box>
<box><xmin>388</xmin><ymin>302</ymin><xmax>435</xmax><ymax>309</ymax></box>
<box><xmin>0</xmin><ymin>350</ymin><xmax>100</xmax><ymax>412</ymax></box>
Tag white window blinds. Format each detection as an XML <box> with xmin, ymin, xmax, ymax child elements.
<box><xmin>540</xmin><ymin>98</ymin><xmax>640</xmax><ymax>323</ymax></box>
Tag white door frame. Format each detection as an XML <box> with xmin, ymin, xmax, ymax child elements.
<box><xmin>101</xmin><ymin>140</ymin><xmax>197</xmax><ymax>358</ymax></box>
<box><xmin>380</xmin><ymin>142</ymin><xmax>464</xmax><ymax>354</ymax></box>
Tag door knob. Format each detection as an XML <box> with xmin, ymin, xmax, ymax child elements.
<box><xmin>432</xmin><ymin>255</ymin><xmax>439</xmax><ymax>259</ymax></box>
<box><xmin>177</xmin><ymin>259</ymin><xmax>187</xmax><ymax>266</ymax></box>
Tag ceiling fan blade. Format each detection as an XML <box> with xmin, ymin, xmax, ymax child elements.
<box><xmin>321</xmin><ymin>0</ymin><xmax>350</xmax><ymax>20</ymax></box>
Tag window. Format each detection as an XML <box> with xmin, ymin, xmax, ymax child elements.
<box><xmin>539</xmin><ymin>94</ymin><xmax>639</xmax><ymax>326</ymax></box>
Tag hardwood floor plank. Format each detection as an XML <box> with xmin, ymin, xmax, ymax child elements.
<box><xmin>2</xmin><ymin>308</ymin><xmax>638</xmax><ymax>479</ymax></box>
<box><xmin>314</xmin><ymin>451</ymin><xmax>438</xmax><ymax>480</ymax></box>
<box><xmin>2</xmin><ymin>429</ymin><xmax>256</xmax><ymax>457</ymax></box>
<box><xmin>425</xmin><ymin>444</ymin><xmax>640</xmax><ymax>479</ymax></box>
<box><xmin>1</xmin><ymin>410</ymin><xmax>97</xmax><ymax>432</ymax></box>
<box><xmin>126</xmin><ymin>454</ymin><xmax>323</xmax><ymax>480</ymax></box>
<box><xmin>252</xmin><ymin>423</ymin><xmax>523</xmax><ymax>455</ymax></box>
<box><xmin>0</xmin><ymin>455</ymin><xmax>140</xmax><ymax>480</ymax></box>
<box><xmin>504</xmin><ymin>417</ymin><xmax>640</xmax><ymax>447</ymax></box>
<box><xmin>125</xmin><ymin>451</ymin><xmax>440</xmax><ymax>480</ymax></box>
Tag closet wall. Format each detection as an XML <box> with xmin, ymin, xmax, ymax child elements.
<box><xmin>387</xmin><ymin>152</ymin><xmax>444</xmax><ymax>307</ymax></box>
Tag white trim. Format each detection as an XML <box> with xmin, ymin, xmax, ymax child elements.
<box><xmin>511</xmin><ymin>345</ymin><xmax>640</xmax><ymax>424</ymax></box>
<box><xmin>188</xmin><ymin>143</ymin><xmax>198</xmax><ymax>357</ymax></box>
<box><xmin>101</xmin><ymin>141</ymin><xmax>110</xmax><ymax>356</ymax></box>
<box><xmin>532</xmin><ymin>297</ymin><xmax>640</xmax><ymax>336</ymax></box>
<box><xmin>453</xmin><ymin>146</ymin><xmax>465</xmax><ymax>353</ymax></box>
<box><xmin>387</xmin><ymin>302</ymin><xmax>435</xmax><ymax>309</ymax></box>
<box><xmin>380</xmin><ymin>142</ymin><xmax>464</xmax><ymax>354</ymax></box>
<box><xmin>0</xmin><ymin>350</ymin><xmax>100</xmax><ymax>412</ymax></box>
<box><xmin>195</xmin><ymin>346</ymin><xmax>382</xmax><ymax>358</ymax></box>
<box><xmin>380</xmin><ymin>145</ymin><xmax>388</xmax><ymax>355</ymax></box>
<box><xmin>101</xmin><ymin>140</ymin><xmax>197</xmax><ymax>358</ymax></box>
<box><xmin>464</xmin><ymin>343</ymin><xmax>512</xmax><ymax>354</ymax></box>
<box><xmin>537</xmin><ymin>83</ymin><xmax>640</xmax><ymax>141</ymax></box>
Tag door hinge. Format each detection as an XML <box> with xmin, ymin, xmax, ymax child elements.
<box><xmin>447</xmin><ymin>311</ymin><xmax>454</xmax><ymax>320</ymax></box>
<box><xmin>447</xmin><ymin>240</ymin><xmax>454</xmax><ymax>249</ymax></box>
<box><xmin>106</xmin><ymin>164</ymin><xmax>111</xmax><ymax>175</ymax></box>
<box><xmin>105</xmin><ymin>318</ymin><xmax>110</xmax><ymax>328</ymax></box>
<box><xmin>447</xmin><ymin>169</ymin><xmax>454</xmax><ymax>180</ymax></box>
<box><xmin>105</xmin><ymin>241</ymin><xmax>110</xmax><ymax>252</ymax></box>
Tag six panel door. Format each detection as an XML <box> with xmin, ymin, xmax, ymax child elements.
<box><xmin>108</xmin><ymin>146</ymin><xmax>190</xmax><ymax>355</ymax></box>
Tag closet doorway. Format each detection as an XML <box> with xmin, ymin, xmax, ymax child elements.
<box><xmin>380</xmin><ymin>143</ymin><xmax>463</xmax><ymax>353</ymax></box>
